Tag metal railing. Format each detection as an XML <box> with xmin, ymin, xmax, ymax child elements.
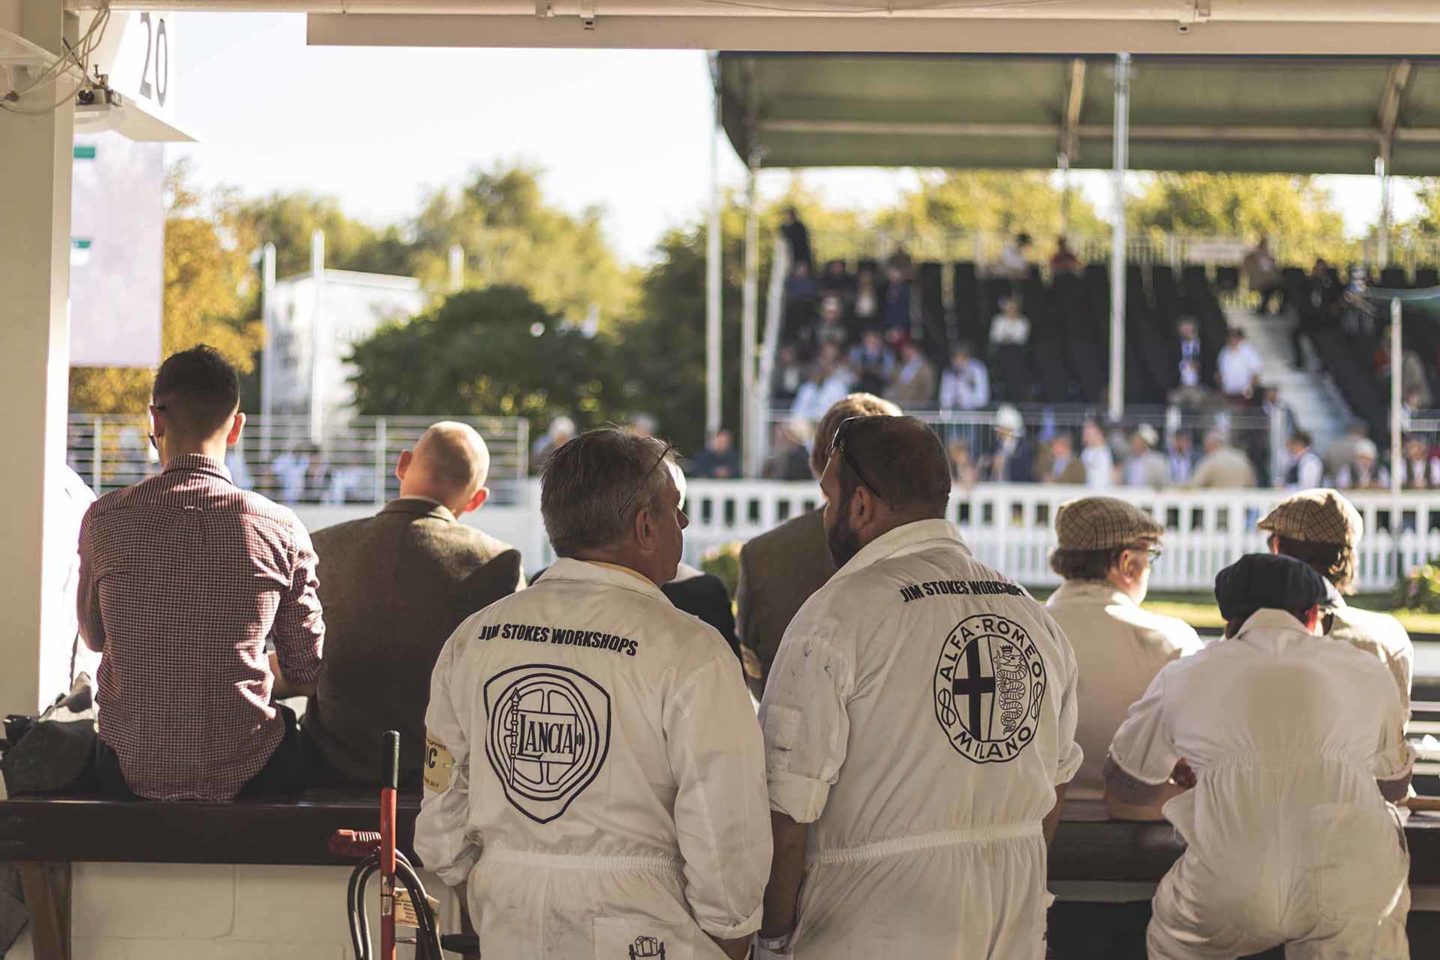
<box><xmin>66</xmin><ymin>414</ymin><xmax>530</xmax><ymax>505</ymax></box>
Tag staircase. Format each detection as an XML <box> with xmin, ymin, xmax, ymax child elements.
<box><xmin>1224</xmin><ymin>306</ymin><xmax>1353</xmax><ymax>455</ymax></box>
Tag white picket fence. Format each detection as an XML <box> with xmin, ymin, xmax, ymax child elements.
<box><xmin>297</xmin><ymin>480</ymin><xmax>1440</xmax><ymax>594</ymax></box>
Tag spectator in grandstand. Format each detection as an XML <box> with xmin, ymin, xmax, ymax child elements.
<box><xmin>1045</xmin><ymin>433</ymin><xmax>1085</xmax><ymax>485</ymax></box>
<box><xmin>938</xmin><ymin>343</ymin><xmax>990</xmax><ymax>412</ymax></box>
<box><xmin>1403</xmin><ymin>386</ymin><xmax>1425</xmax><ymax>430</ymax></box>
<box><xmin>79</xmin><ymin>346</ymin><xmax>324</xmax><ymax>800</ymax></box>
<box><xmin>818</xmin><ymin>260</ymin><xmax>854</xmax><ymax>302</ymax></box>
<box><xmin>853</xmin><ymin>262</ymin><xmax>880</xmax><ymax>327</ymax></box>
<box><xmin>1080</xmin><ymin>420</ymin><xmax>1115</xmax><ymax>489</ymax></box>
<box><xmin>690</xmin><ymin>429</ymin><xmax>741</xmax><ymax>480</ymax></box>
<box><xmin>885</xmin><ymin>340</ymin><xmax>937</xmax><ymax>409</ymax></box>
<box><xmin>995</xmin><ymin>231</ymin><xmax>1032</xmax><ymax>279</ymax></box>
<box><xmin>303</xmin><ymin>421</ymin><xmax>523</xmax><ymax>788</ymax></box>
<box><xmin>1401</xmin><ymin>435</ymin><xmax>1440</xmax><ymax>489</ymax></box>
<box><xmin>781</xmin><ymin>206</ymin><xmax>812</xmax><ymax>275</ymax></box>
<box><xmin>738</xmin><ymin>393</ymin><xmax>900</xmax><ymax>692</ymax></box>
<box><xmin>1340</xmin><ymin>268</ymin><xmax>1378</xmax><ymax>339</ymax></box>
<box><xmin>1168</xmin><ymin>430</ymin><xmax>1198</xmax><ymax>486</ymax></box>
<box><xmin>1260</xmin><ymin>386</ymin><xmax>1298</xmax><ymax>439</ymax></box>
<box><xmin>1401</xmin><ymin>348</ymin><xmax>1432</xmax><ymax>408</ymax></box>
<box><xmin>1336</xmin><ymin>439</ymin><xmax>1389</xmax><ymax>491</ymax></box>
<box><xmin>784</xmin><ymin>259</ymin><xmax>819</xmax><ymax>304</ymax></box>
<box><xmin>1124</xmin><ymin>424</ymin><xmax>1170</xmax><ymax>490</ymax></box>
<box><xmin>989</xmin><ymin>296</ymin><xmax>1032</xmax><ymax>346</ymax></box>
<box><xmin>1170</xmin><ymin>317</ymin><xmax>1209</xmax><ymax>410</ymax></box>
<box><xmin>771</xmin><ymin>345</ymin><xmax>804</xmax><ymax>405</ymax></box>
<box><xmin>1190</xmin><ymin>429</ymin><xmax>1258</xmax><ymax>488</ymax></box>
<box><xmin>882</xmin><ymin>262</ymin><xmax>912</xmax><ymax>340</ymax></box>
<box><xmin>814</xmin><ymin>295</ymin><xmax>849</xmax><ymax>352</ymax></box>
<box><xmin>849</xmin><ymin>329</ymin><xmax>895</xmax><ymax>395</ymax></box>
<box><xmin>1242</xmin><ymin>235</ymin><xmax>1283</xmax><ymax>314</ymax></box>
<box><xmin>885</xmin><ymin>245</ymin><xmax>914</xmax><ymax>281</ymax></box>
<box><xmin>1325</xmin><ymin>421</ymin><xmax>1370</xmax><ymax>478</ymax></box>
<box><xmin>1282</xmin><ymin>431</ymin><xmax>1325</xmax><ymax>491</ymax></box>
<box><xmin>1049</xmin><ymin>235</ymin><xmax>1082</xmax><ymax>275</ymax></box>
<box><xmin>982</xmin><ymin>405</ymin><xmax>1035</xmax><ymax>483</ymax></box>
<box><xmin>947</xmin><ymin>439</ymin><xmax>979</xmax><ymax>489</ymax></box>
<box><xmin>531</xmin><ymin>415</ymin><xmax>575</xmax><ymax>470</ymax></box>
<box><xmin>272</xmin><ymin>445</ymin><xmax>310</xmax><ymax>504</ymax></box>
<box><xmin>629</xmin><ymin>413</ymin><xmax>658</xmax><ymax>439</ymax></box>
<box><xmin>1216</xmin><ymin>327</ymin><xmax>1264</xmax><ymax>401</ymax></box>
<box><xmin>791</xmin><ymin>359</ymin><xmax>852</xmax><ymax>422</ymax></box>
<box><xmin>1293</xmin><ymin>258</ymin><xmax>1339</xmax><ymax>369</ymax></box>
<box><xmin>762</xmin><ymin>419</ymin><xmax>813</xmax><ymax>482</ymax></box>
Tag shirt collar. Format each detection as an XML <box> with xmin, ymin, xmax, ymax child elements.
<box><xmin>162</xmin><ymin>454</ymin><xmax>232</xmax><ymax>484</ymax></box>
<box><xmin>832</xmin><ymin>518</ymin><xmax>970</xmax><ymax>581</ymax></box>
<box><xmin>1053</xmin><ymin>579</ymin><xmax>1135</xmax><ymax>609</ymax></box>
<box><xmin>538</xmin><ymin>557</ymin><xmax>668</xmax><ymax>602</ymax></box>
<box><xmin>1233</xmin><ymin>607</ymin><xmax>1313</xmax><ymax>642</ymax></box>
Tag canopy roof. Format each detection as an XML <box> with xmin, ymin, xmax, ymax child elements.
<box><xmin>718</xmin><ymin>54</ymin><xmax>1440</xmax><ymax>176</ymax></box>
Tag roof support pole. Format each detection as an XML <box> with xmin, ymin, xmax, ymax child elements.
<box><xmin>1390</xmin><ymin>297</ymin><xmax>1403</xmax><ymax>574</ymax></box>
<box><xmin>1108</xmin><ymin>52</ymin><xmax>1131</xmax><ymax>422</ymax></box>
<box><xmin>1379</xmin><ymin>159</ymin><xmax>1393</xmax><ymax>267</ymax></box>
<box><xmin>0</xmin><ymin>0</ymin><xmax>76</xmax><ymax>714</ymax></box>
<box><xmin>260</xmin><ymin>242</ymin><xmax>277</xmax><ymax>461</ymax></box>
<box><xmin>705</xmin><ymin>53</ymin><xmax>723</xmax><ymax>440</ymax></box>
<box><xmin>741</xmin><ymin>152</ymin><xmax>761</xmax><ymax>477</ymax></box>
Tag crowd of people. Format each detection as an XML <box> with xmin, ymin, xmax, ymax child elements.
<box><xmin>40</xmin><ymin>344</ymin><xmax>1419</xmax><ymax>959</ymax></box>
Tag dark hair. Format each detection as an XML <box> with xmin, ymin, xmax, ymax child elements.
<box><xmin>540</xmin><ymin>429</ymin><xmax>673</xmax><ymax>557</ymax></box>
<box><xmin>1290</xmin><ymin>430</ymin><xmax>1313</xmax><ymax>449</ymax></box>
<box><xmin>1271</xmin><ymin>534</ymin><xmax>1356</xmax><ymax>594</ymax></box>
<box><xmin>1049</xmin><ymin>546</ymin><xmax>1128</xmax><ymax>581</ymax></box>
<box><xmin>1224</xmin><ymin>608</ymin><xmax>1314</xmax><ymax>638</ymax></box>
<box><xmin>833</xmin><ymin>416</ymin><xmax>949</xmax><ymax>517</ymax></box>
<box><xmin>152</xmin><ymin>345</ymin><xmax>240</xmax><ymax>438</ymax></box>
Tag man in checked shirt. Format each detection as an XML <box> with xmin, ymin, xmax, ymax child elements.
<box><xmin>78</xmin><ymin>346</ymin><xmax>325</xmax><ymax>800</ymax></box>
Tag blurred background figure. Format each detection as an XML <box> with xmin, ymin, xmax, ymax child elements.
<box><xmin>762</xmin><ymin>419</ymin><xmax>813</xmax><ymax>481</ymax></box>
<box><xmin>690</xmin><ymin>429</ymin><xmax>740</xmax><ymax>480</ymax></box>
<box><xmin>1124</xmin><ymin>424</ymin><xmax>1169</xmax><ymax>490</ymax></box>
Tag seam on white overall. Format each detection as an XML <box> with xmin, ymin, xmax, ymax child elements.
<box><xmin>809</xmin><ymin>823</ymin><xmax>1042</xmax><ymax>866</ymax></box>
<box><xmin>483</xmin><ymin>846</ymin><xmax>685</xmax><ymax>877</ymax></box>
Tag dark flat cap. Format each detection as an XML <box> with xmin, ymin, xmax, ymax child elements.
<box><xmin>1214</xmin><ymin>554</ymin><xmax>1328</xmax><ymax>623</ymax></box>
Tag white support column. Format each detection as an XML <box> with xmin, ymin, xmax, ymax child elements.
<box><xmin>1378</xmin><ymin>158</ymin><xmax>1393</xmax><ymax>268</ymax></box>
<box><xmin>1108</xmin><ymin>52</ymin><xmax>1131</xmax><ymax>422</ymax></box>
<box><xmin>307</xmin><ymin>229</ymin><xmax>325</xmax><ymax>445</ymax></box>
<box><xmin>705</xmin><ymin>52</ymin><xmax>723</xmax><ymax>440</ymax></box>
<box><xmin>1390</xmin><ymin>297</ymin><xmax>1403</xmax><ymax>569</ymax></box>
<box><xmin>260</xmin><ymin>242</ymin><xmax>276</xmax><ymax>460</ymax></box>
<box><xmin>740</xmin><ymin>154</ymin><xmax>761</xmax><ymax>477</ymax></box>
<box><xmin>0</xmin><ymin>0</ymin><xmax>76</xmax><ymax>714</ymax></box>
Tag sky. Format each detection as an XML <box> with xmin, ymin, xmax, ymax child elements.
<box><xmin>169</xmin><ymin>12</ymin><xmax>1421</xmax><ymax>266</ymax></box>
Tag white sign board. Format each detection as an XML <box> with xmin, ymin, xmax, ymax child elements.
<box><xmin>69</xmin><ymin>132</ymin><xmax>165</xmax><ymax>368</ymax></box>
<box><xmin>82</xmin><ymin>10</ymin><xmax>191</xmax><ymax>143</ymax></box>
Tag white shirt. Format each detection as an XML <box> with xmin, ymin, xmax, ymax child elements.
<box><xmin>1080</xmin><ymin>444</ymin><xmax>1113</xmax><ymax>489</ymax></box>
<box><xmin>791</xmin><ymin>375</ymin><xmax>850</xmax><ymax>422</ymax></box>
<box><xmin>1217</xmin><ymin>341</ymin><xmax>1264</xmax><ymax>396</ymax></box>
<box><xmin>991</xmin><ymin>314</ymin><xmax>1031</xmax><ymax>345</ymax></box>
<box><xmin>416</xmin><ymin>559</ymin><xmax>771</xmax><ymax>940</ymax></box>
<box><xmin>1109</xmin><ymin>609</ymin><xmax>1413</xmax><ymax>885</ymax></box>
<box><xmin>1044</xmin><ymin>582</ymin><xmax>1201</xmax><ymax>800</ymax></box>
<box><xmin>939</xmin><ymin>360</ymin><xmax>990</xmax><ymax>411</ymax></box>
<box><xmin>760</xmin><ymin>519</ymin><xmax>1082</xmax><ymax>839</ymax></box>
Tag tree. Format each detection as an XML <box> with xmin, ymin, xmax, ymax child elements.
<box><xmin>878</xmin><ymin>171</ymin><xmax>1106</xmax><ymax>249</ymax></box>
<box><xmin>70</xmin><ymin>165</ymin><xmax>264</xmax><ymax>413</ymax></box>
<box><xmin>409</xmin><ymin>165</ymin><xmax>635</xmax><ymax>328</ymax></box>
<box><xmin>1128</xmin><ymin>173</ymin><xmax>1350</xmax><ymax>263</ymax></box>
<box><xmin>235</xmin><ymin>191</ymin><xmax>413</xmax><ymax>279</ymax></box>
<box><xmin>349</xmin><ymin>286</ymin><xmax>621</xmax><ymax>439</ymax></box>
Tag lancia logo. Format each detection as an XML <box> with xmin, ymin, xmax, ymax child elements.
<box><xmin>933</xmin><ymin>614</ymin><xmax>1047</xmax><ymax>764</ymax></box>
<box><xmin>485</xmin><ymin>664</ymin><xmax>611</xmax><ymax>823</ymax></box>
<box><xmin>629</xmin><ymin>936</ymin><xmax>666</xmax><ymax>958</ymax></box>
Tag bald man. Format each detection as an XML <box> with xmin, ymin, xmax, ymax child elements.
<box><xmin>303</xmin><ymin>421</ymin><xmax>525</xmax><ymax>787</ymax></box>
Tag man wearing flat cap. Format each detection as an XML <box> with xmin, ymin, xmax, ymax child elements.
<box><xmin>1259</xmin><ymin>488</ymin><xmax>1413</xmax><ymax>711</ymax></box>
<box><xmin>1106</xmin><ymin>554</ymin><xmax>1413</xmax><ymax>959</ymax></box>
<box><xmin>1046</xmin><ymin>497</ymin><xmax>1200</xmax><ymax>803</ymax></box>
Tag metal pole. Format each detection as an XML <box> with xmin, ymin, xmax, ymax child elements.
<box><xmin>705</xmin><ymin>52</ymin><xmax>723</xmax><ymax>440</ymax></box>
<box><xmin>375</xmin><ymin>417</ymin><xmax>388</xmax><ymax>505</ymax></box>
<box><xmin>1059</xmin><ymin>157</ymin><xmax>1072</xmax><ymax>236</ymax></box>
<box><xmin>741</xmin><ymin>154</ymin><xmax>761</xmax><ymax>477</ymax></box>
<box><xmin>92</xmin><ymin>416</ymin><xmax>103</xmax><ymax>492</ymax></box>
<box><xmin>1378</xmin><ymin>158</ymin><xmax>1393</xmax><ymax>268</ymax></box>
<box><xmin>260</xmin><ymin>242</ymin><xmax>276</xmax><ymax>461</ymax></box>
<box><xmin>308</xmin><ymin>230</ymin><xmax>326</xmax><ymax>446</ymax></box>
<box><xmin>1390</xmin><ymin>297</ymin><xmax>1404</xmax><ymax>575</ymax></box>
<box><xmin>1108</xmin><ymin>52</ymin><xmax>1131</xmax><ymax>422</ymax></box>
<box><xmin>448</xmin><ymin>244</ymin><xmax>465</xmax><ymax>293</ymax></box>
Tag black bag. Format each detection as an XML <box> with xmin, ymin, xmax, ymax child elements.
<box><xmin>0</xmin><ymin>675</ymin><xmax>98</xmax><ymax>796</ymax></box>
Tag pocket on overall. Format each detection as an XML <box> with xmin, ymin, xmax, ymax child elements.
<box><xmin>594</xmin><ymin>917</ymin><xmax>696</xmax><ymax>960</ymax></box>
<box><xmin>1306</xmin><ymin>802</ymin><xmax>1408</xmax><ymax>925</ymax></box>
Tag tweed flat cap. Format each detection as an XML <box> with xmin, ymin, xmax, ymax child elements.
<box><xmin>1215</xmin><ymin>554</ymin><xmax>1328</xmax><ymax>623</ymax></box>
<box><xmin>1257</xmin><ymin>488</ymin><xmax>1363</xmax><ymax>546</ymax></box>
<box><xmin>1055</xmin><ymin>497</ymin><xmax>1163</xmax><ymax>551</ymax></box>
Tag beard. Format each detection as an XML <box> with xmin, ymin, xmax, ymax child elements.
<box><xmin>825</xmin><ymin>501</ymin><xmax>863</xmax><ymax>568</ymax></box>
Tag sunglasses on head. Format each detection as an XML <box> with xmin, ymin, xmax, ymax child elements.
<box><xmin>829</xmin><ymin>416</ymin><xmax>885</xmax><ymax>499</ymax></box>
<box><xmin>617</xmin><ymin>442</ymin><xmax>676</xmax><ymax>520</ymax></box>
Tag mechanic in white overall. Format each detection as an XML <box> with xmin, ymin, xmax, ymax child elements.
<box><xmin>415</xmin><ymin>428</ymin><xmax>771</xmax><ymax>960</ymax></box>
<box><xmin>1106</xmin><ymin>553</ymin><xmax>1413</xmax><ymax>960</ymax></box>
<box><xmin>754</xmin><ymin>415</ymin><xmax>1082</xmax><ymax>960</ymax></box>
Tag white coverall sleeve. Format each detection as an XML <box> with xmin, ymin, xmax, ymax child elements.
<box><xmin>1373</xmin><ymin>682</ymin><xmax>1418</xmax><ymax>783</ymax></box>
<box><xmin>1107</xmin><ymin>669</ymin><xmax>1180</xmax><ymax>785</ymax></box>
<box><xmin>665</xmin><ymin>653</ymin><xmax>773</xmax><ymax>940</ymax></box>
<box><xmin>1046</xmin><ymin>616</ymin><xmax>1084</xmax><ymax>786</ymax></box>
<box><xmin>414</xmin><ymin>629</ymin><xmax>481</xmax><ymax>887</ymax></box>
<box><xmin>757</xmin><ymin>634</ymin><xmax>855</xmax><ymax>824</ymax></box>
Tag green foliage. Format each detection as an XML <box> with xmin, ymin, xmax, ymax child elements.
<box><xmin>1128</xmin><ymin>173</ymin><xmax>1351</xmax><ymax>264</ymax></box>
<box><xmin>1402</xmin><ymin>179</ymin><xmax>1440</xmax><ymax>237</ymax></box>
<box><xmin>348</xmin><ymin>285</ymin><xmax>619</xmax><ymax>437</ymax></box>
<box><xmin>235</xmin><ymin>191</ymin><xmax>413</xmax><ymax>278</ymax></box>
<box><xmin>1393</xmin><ymin>561</ymin><xmax>1440</xmax><ymax>614</ymax></box>
<box><xmin>879</xmin><ymin>171</ymin><xmax>1106</xmax><ymax>245</ymax></box>
<box><xmin>700</xmin><ymin>542</ymin><xmax>743</xmax><ymax>600</ymax></box>
<box><xmin>409</xmin><ymin>165</ymin><xmax>635</xmax><ymax>327</ymax></box>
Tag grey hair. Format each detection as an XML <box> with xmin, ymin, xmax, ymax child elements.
<box><xmin>540</xmin><ymin>428</ymin><xmax>675</xmax><ymax>557</ymax></box>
